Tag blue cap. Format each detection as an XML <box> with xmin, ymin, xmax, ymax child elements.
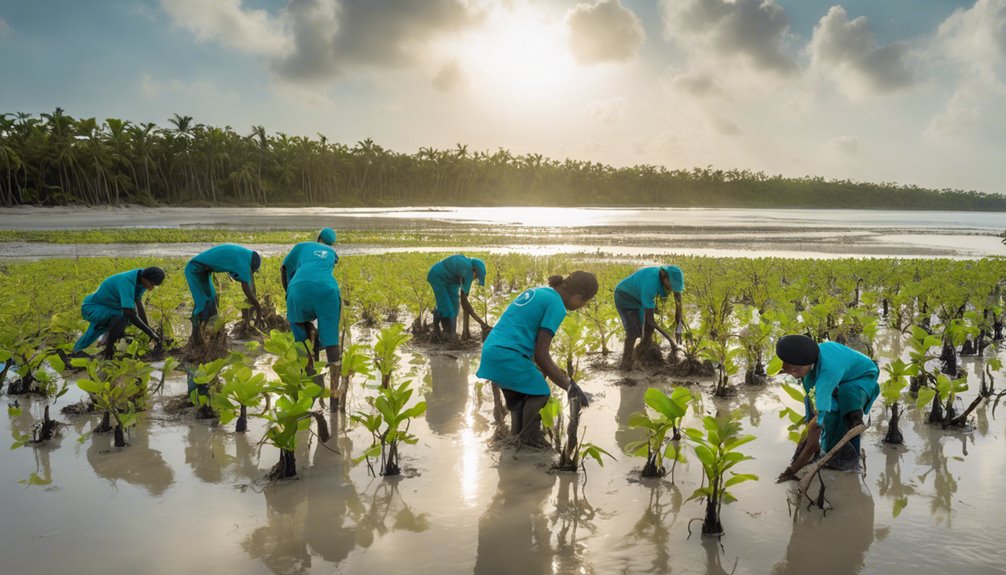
<box><xmin>472</xmin><ymin>258</ymin><xmax>487</xmax><ymax>286</ymax></box>
<box><xmin>318</xmin><ymin>228</ymin><xmax>337</xmax><ymax>246</ymax></box>
<box><xmin>662</xmin><ymin>265</ymin><xmax>684</xmax><ymax>293</ymax></box>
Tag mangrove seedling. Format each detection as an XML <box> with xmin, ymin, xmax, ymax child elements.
<box><xmin>916</xmin><ymin>373</ymin><xmax>968</xmax><ymax>426</ymax></box>
<box><xmin>906</xmin><ymin>326</ymin><xmax>942</xmax><ymax>394</ymax></box>
<box><xmin>880</xmin><ymin>359</ymin><xmax>916</xmax><ymax>444</ymax></box>
<box><xmin>212</xmin><ymin>363</ymin><xmax>268</xmax><ymax>432</ymax></box>
<box><xmin>75</xmin><ymin>356</ymin><xmax>154</xmax><ymax>447</ymax></box>
<box><xmin>626</xmin><ymin>387</ymin><xmax>692</xmax><ymax>478</ymax></box>
<box><xmin>333</xmin><ymin>343</ymin><xmax>372</xmax><ymax>413</ymax></box>
<box><xmin>260</xmin><ymin>330</ymin><xmax>331</xmax><ymax>479</ymax></box>
<box><xmin>351</xmin><ymin>379</ymin><xmax>426</xmax><ymax>476</ymax></box>
<box><xmin>701</xmin><ymin>338</ymin><xmax>741</xmax><ymax>397</ymax></box>
<box><xmin>372</xmin><ymin>323</ymin><xmax>412</xmax><ymax>388</ymax></box>
<box><xmin>684</xmin><ymin>414</ymin><xmax>758</xmax><ymax>537</ymax></box>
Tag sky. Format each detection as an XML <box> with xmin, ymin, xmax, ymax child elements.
<box><xmin>1</xmin><ymin>0</ymin><xmax>1004</xmax><ymax>194</ymax></box>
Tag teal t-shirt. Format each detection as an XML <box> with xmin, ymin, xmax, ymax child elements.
<box><xmin>84</xmin><ymin>269</ymin><xmax>145</xmax><ymax>310</ymax></box>
<box><xmin>483</xmin><ymin>287</ymin><xmax>566</xmax><ymax>357</ymax></box>
<box><xmin>429</xmin><ymin>254</ymin><xmax>475</xmax><ymax>294</ymax></box>
<box><xmin>614</xmin><ymin>267</ymin><xmax>670</xmax><ymax>310</ymax></box>
<box><xmin>802</xmin><ymin>342</ymin><xmax>880</xmax><ymax>424</ymax></box>
<box><xmin>284</xmin><ymin>242</ymin><xmax>338</xmax><ymax>285</ymax></box>
<box><xmin>191</xmin><ymin>244</ymin><xmax>255</xmax><ymax>283</ymax></box>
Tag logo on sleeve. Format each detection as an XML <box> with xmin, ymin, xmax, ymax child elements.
<box><xmin>513</xmin><ymin>289</ymin><xmax>535</xmax><ymax>307</ymax></box>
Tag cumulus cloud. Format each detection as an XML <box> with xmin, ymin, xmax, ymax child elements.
<box><xmin>159</xmin><ymin>0</ymin><xmax>290</xmax><ymax>56</ymax></box>
<box><xmin>432</xmin><ymin>60</ymin><xmax>466</xmax><ymax>92</ymax></box>
<box><xmin>809</xmin><ymin>6</ymin><xmax>912</xmax><ymax>98</ymax></box>
<box><xmin>925</xmin><ymin>0</ymin><xmax>1006</xmax><ymax>140</ymax></box>
<box><xmin>660</xmin><ymin>0</ymin><xmax>797</xmax><ymax>74</ymax></box>
<box><xmin>565</xmin><ymin>0</ymin><xmax>645</xmax><ymax>65</ymax></box>
<box><xmin>661</xmin><ymin>71</ymin><xmax>724</xmax><ymax>98</ymax></box>
<box><xmin>272</xmin><ymin>0</ymin><xmax>478</xmax><ymax>82</ymax></box>
<box><xmin>585</xmin><ymin>97</ymin><xmax>627</xmax><ymax>125</ymax></box>
<box><xmin>160</xmin><ymin>0</ymin><xmax>480</xmax><ymax>83</ymax></box>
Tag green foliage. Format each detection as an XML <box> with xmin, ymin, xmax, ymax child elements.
<box><xmin>351</xmin><ymin>380</ymin><xmax>427</xmax><ymax>477</ymax></box>
<box><xmin>625</xmin><ymin>387</ymin><xmax>692</xmax><ymax>477</ymax></box>
<box><xmin>881</xmin><ymin>359</ymin><xmax>917</xmax><ymax>407</ymax></box>
<box><xmin>75</xmin><ymin>356</ymin><xmax>154</xmax><ymax>442</ymax></box>
<box><xmin>684</xmin><ymin>413</ymin><xmax>758</xmax><ymax>534</ymax></box>
<box><xmin>372</xmin><ymin>324</ymin><xmax>412</xmax><ymax>387</ymax></box>
<box><xmin>259</xmin><ymin>330</ymin><xmax>326</xmax><ymax>455</ymax></box>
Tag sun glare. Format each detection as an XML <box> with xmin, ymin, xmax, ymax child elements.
<box><xmin>459</xmin><ymin>6</ymin><xmax>577</xmax><ymax>103</ymax></box>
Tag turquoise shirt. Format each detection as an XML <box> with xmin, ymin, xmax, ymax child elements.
<box><xmin>428</xmin><ymin>255</ymin><xmax>476</xmax><ymax>295</ymax></box>
<box><xmin>802</xmin><ymin>342</ymin><xmax>880</xmax><ymax>425</ymax></box>
<box><xmin>83</xmin><ymin>269</ymin><xmax>145</xmax><ymax>310</ymax></box>
<box><xmin>191</xmin><ymin>244</ymin><xmax>255</xmax><ymax>283</ymax></box>
<box><xmin>482</xmin><ymin>287</ymin><xmax>566</xmax><ymax>357</ymax></box>
<box><xmin>615</xmin><ymin>267</ymin><xmax>672</xmax><ymax>309</ymax></box>
<box><xmin>283</xmin><ymin>242</ymin><xmax>338</xmax><ymax>285</ymax></box>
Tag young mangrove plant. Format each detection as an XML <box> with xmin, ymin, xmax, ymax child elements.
<box><xmin>684</xmin><ymin>414</ymin><xmax>758</xmax><ymax>537</ymax></box>
<box><xmin>333</xmin><ymin>343</ymin><xmax>372</xmax><ymax>413</ymax></box>
<box><xmin>372</xmin><ymin>323</ymin><xmax>412</xmax><ymax>388</ymax></box>
<box><xmin>260</xmin><ymin>330</ymin><xmax>331</xmax><ymax>480</ymax></box>
<box><xmin>539</xmin><ymin>389</ymin><xmax>613</xmax><ymax>473</ymax></box>
<box><xmin>212</xmin><ymin>363</ymin><xmax>268</xmax><ymax>432</ymax></box>
<box><xmin>701</xmin><ymin>338</ymin><xmax>741</xmax><ymax>397</ymax></box>
<box><xmin>626</xmin><ymin>387</ymin><xmax>692</xmax><ymax>478</ymax></box>
<box><xmin>916</xmin><ymin>373</ymin><xmax>968</xmax><ymax>426</ymax></box>
<box><xmin>907</xmin><ymin>326</ymin><xmax>942</xmax><ymax>394</ymax></box>
<box><xmin>880</xmin><ymin>359</ymin><xmax>916</xmax><ymax>445</ymax></box>
<box><xmin>74</xmin><ymin>356</ymin><xmax>154</xmax><ymax>447</ymax></box>
<box><xmin>351</xmin><ymin>380</ymin><xmax>426</xmax><ymax>476</ymax></box>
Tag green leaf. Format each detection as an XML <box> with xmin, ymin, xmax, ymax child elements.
<box><xmin>686</xmin><ymin>487</ymin><xmax>711</xmax><ymax>502</ymax></box>
<box><xmin>724</xmin><ymin>473</ymin><xmax>759</xmax><ymax>488</ymax></box>
<box><xmin>780</xmin><ymin>383</ymin><xmax>805</xmax><ymax>404</ymax></box>
<box><xmin>77</xmin><ymin>379</ymin><xmax>102</xmax><ymax>394</ymax></box>
<box><xmin>915</xmin><ymin>387</ymin><xmax>937</xmax><ymax>410</ymax></box>
<box><xmin>766</xmin><ymin>355</ymin><xmax>783</xmax><ymax>376</ymax></box>
<box><xmin>893</xmin><ymin>497</ymin><xmax>908</xmax><ymax>518</ymax></box>
<box><xmin>645</xmin><ymin>387</ymin><xmax>685</xmax><ymax>419</ymax></box>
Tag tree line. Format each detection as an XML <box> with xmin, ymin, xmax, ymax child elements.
<box><xmin>1</xmin><ymin>108</ymin><xmax>1003</xmax><ymax>210</ymax></box>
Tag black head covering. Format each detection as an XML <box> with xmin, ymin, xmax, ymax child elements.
<box><xmin>140</xmin><ymin>267</ymin><xmax>166</xmax><ymax>286</ymax></box>
<box><xmin>250</xmin><ymin>251</ymin><xmax>262</xmax><ymax>273</ymax></box>
<box><xmin>775</xmin><ymin>335</ymin><xmax>819</xmax><ymax>366</ymax></box>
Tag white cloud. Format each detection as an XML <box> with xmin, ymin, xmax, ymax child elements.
<box><xmin>0</xmin><ymin>17</ymin><xmax>11</xmax><ymax>37</ymax></box>
<box><xmin>565</xmin><ymin>0</ymin><xmax>646</xmax><ymax>65</ymax></box>
<box><xmin>809</xmin><ymin>6</ymin><xmax>913</xmax><ymax>99</ymax></box>
<box><xmin>660</xmin><ymin>0</ymin><xmax>797</xmax><ymax>74</ymax></box>
<box><xmin>160</xmin><ymin>0</ymin><xmax>290</xmax><ymax>56</ymax></box>
<box><xmin>585</xmin><ymin>96</ymin><xmax>627</xmax><ymax>125</ymax></box>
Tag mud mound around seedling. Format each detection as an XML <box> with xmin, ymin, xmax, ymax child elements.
<box><xmin>665</xmin><ymin>357</ymin><xmax>716</xmax><ymax>378</ymax></box>
<box><xmin>633</xmin><ymin>343</ymin><xmax>665</xmax><ymax>368</ymax></box>
<box><xmin>157</xmin><ymin>394</ymin><xmax>217</xmax><ymax>421</ymax></box>
<box><xmin>60</xmin><ymin>400</ymin><xmax>96</xmax><ymax>416</ymax></box>
<box><xmin>176</xmin><ymin>330</ymin><xmax>230</xmax><ymax>364</ymax></box>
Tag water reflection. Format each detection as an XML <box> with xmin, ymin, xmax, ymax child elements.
<box><xmin>772</xmin><ymin>476</ymin><xmax>875</xmax><ymax>575</ymax></box>
<box><xmin>183</xmin><ymin>423</ymin><xmax>261</xmax><ymax>484</ymax></box>
<box><xmin>615</xmin><ymin>384</ymin><xmax>646</xmax><ymax>455</ymax></box>
<box><xmin>425</xmin><ymin>355</ymin><xmax>470</xmax><ymax>436</ymax></box>
<box><xmin>85</xmin><ymin>426</ymin><xmax>175</xmax><ymax>496</ymax></box>
<box><xmin>549</xmin><ymin>475</ymin><xmax>598</xmax><ymax>574</ymax></box>
<box><xmin>616</xmin><ymin>482</ymin><xmax>682</xmax><ymax>574</ymax></box>
<box><xmin>876</xmin><ymin>448</ymin><xmax>916</xmax><ymax>518</ymax></box>
<box><xmin>475</xmin><ymin>459</ymin><xmax>558</xmax><ymax>574</ymax></box>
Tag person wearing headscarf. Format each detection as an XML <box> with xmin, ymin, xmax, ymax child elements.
<box><xmin>427</xmin><ymin>254</ymin><xmax>490</xmax><ymax>339</ymax></box>
<box><xmin>72</xmin><ymin>267</ymin><xmax>166</xmax><ymax>359</ymax></box>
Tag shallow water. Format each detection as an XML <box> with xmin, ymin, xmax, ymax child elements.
<box><xmin>2</xmin><ymin>346</ymin><xmax>1005</xmax><ymax>574</ymax></box>
<box><xmin>1</xmin><ymin>206</ymin><xmax>1003</xmax><ymax>259</ymax></box>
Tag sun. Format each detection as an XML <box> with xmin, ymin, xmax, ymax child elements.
<box><xmin>457</xmin><ymin>5</ymin><xmax>578</xmax><ymax>103</ymax></box>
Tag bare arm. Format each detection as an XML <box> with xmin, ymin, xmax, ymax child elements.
<box><xmin>135</xmin><ymin>297</ymin><xmax>150</xmax><ymax>326</ymax></box>
<box><xmin>460</xmin><ymin>292</ymin><xmax>488</xmax><ymax>328</ymax></box>
<box><xmin>777</xmin><ymin>419</ymin><xmax>821</xmax><ymax>482</ymax></box>
<box><xmin>241</xmin><ymin>280</ymin><xmax>262</xmax><ymax>315</ymax></box>
<box><xmin>280</xmin><ymin>265</ymin><xmax>289</xmax><ymax>293</ymax></box>
<box><xmin>533</xmin><ymin>329</ymin><xmax>573</xmax><ymax>391</ymax></box>
<box><xmin>123</xmin><ymin>308</ymin><xmax>159</xmax><ymax>342</ymax></box>
<box><xmin>673</xmin><ymin>292</ymin><xmax>683</xmax><ymax>341</ymax></box>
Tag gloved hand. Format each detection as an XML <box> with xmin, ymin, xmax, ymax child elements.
<box><xmin>481</xmin><ymin>324</ymin><xmax>493</xmax><ymax>341</ymax></box>
<box><xmin>567</xmin><ymin>380</ymin><xmax>589</xmax><ymax>408</ymax></box>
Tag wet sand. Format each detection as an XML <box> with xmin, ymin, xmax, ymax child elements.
<box><xmin>2</xmin><ymin>344</ymin><xmax>1004</xmax><ymax>574</ymax></box>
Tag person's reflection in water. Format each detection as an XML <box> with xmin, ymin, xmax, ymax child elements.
<box><xmin>615</xmin><ymin>383</ymin><xmax>646</xmax><ymax>455</ymax></box>
<box><xmin>475</xmin><ymin>458</ymin><xmax>557</xmax><ymax>574</ymax></box>
<box><xmin>85</xmin><ymin>424</ymin><xmax>174</xmax><ymax>496</ymax></box>
<box><xmin>303</xmin><ymin>413</ymin><xmax>367</xmax><ymax>567</ymax></box>
<box><xmin>425</xmin><ymin>354</ymin><xmax>470</xmax><ymax>436</ymax></box>
<box><xmin>771</xmin><ymin>475</ymin><xmax>875</xmax><ymax>575</ymax></box>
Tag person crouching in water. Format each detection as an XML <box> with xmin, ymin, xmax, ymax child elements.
<box><xmin>614</xmin><ymin>265</ymin><xmax>685</xmax><ymax>370</ymax></box>
<box><xmin>476</xmin><ymin>271</ymin><xmax>598</xmax><ymax>446</ymax></box>
<box><xmin>775</xmin><ymin>335</ymin><xmax>880</xmax><ymax>481</ymax></box>
<box><xmin>71</xmin><ymin>267</ymin><xmax>166</xmax><ymax>359</ymax></box>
